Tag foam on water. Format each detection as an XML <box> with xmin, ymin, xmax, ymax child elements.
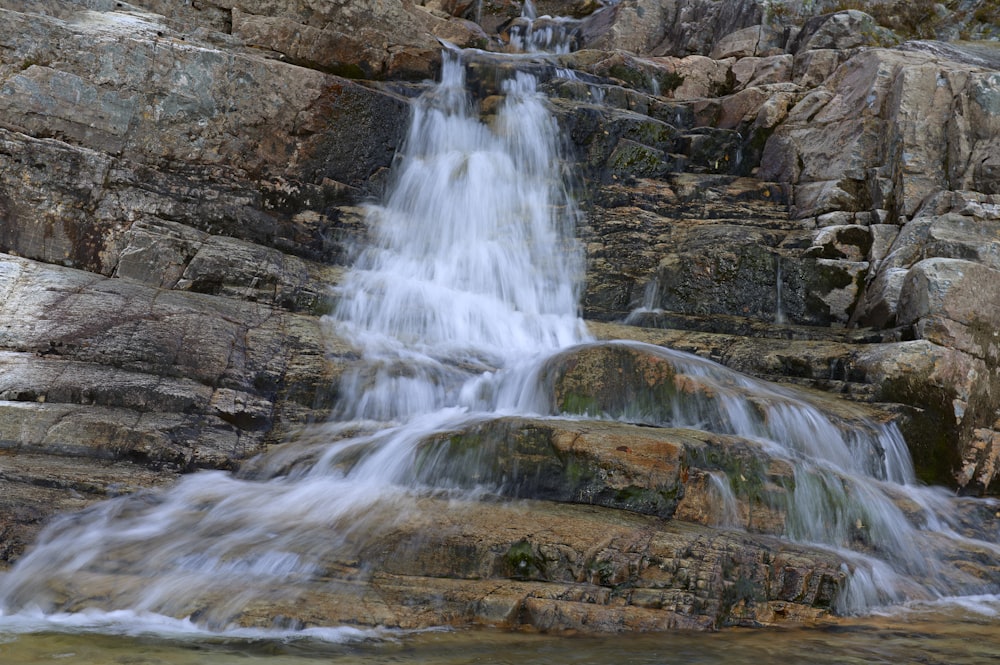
<box><xmin>0</xmin><ymin>607</ymin><xmax>386</xmax><ymax>644</ymax></box>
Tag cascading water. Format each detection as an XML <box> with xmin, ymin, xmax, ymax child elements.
<box><xmin>0</xmin><ymin>49</ymin><xmax>591</xmax><ymax>628</ymax></box>
<box><xmin>623</xmin><ymin>277</ymin><xmax>663</xmax><ymax>324</ymax></box>
<box><xmin>1</xmin><ymin>16</ymin><xmax>999</xmax><ymax>637</ymax></box>
<box><xmin>332</xmin><ymin>53</ymin><xmax>587</xmax><ymax>424</ymax></box>
<box><xmin>545</xmin><ymin>341</ymin><xmax>999</xmax><ymax>612</ymax></box>
<box><xmin>506</xmin><ymin>0</ymin><xmax>586</xmax><ymax>54</ymax></box>
<box><xmin>774</xmin><ymin>256</ymin><xmax>787</xmax><ymax>324</ymax></box>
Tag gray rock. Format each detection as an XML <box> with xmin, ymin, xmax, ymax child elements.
<box><xmin>898</xmin><ymin>258</ymin><xmax>1000</xmax><ymax>363</ymax></box>
<box><xmin>711</xmin><ymin>25</ymin><xmax>786</xmax><ymax>59</ymax></box>
<box><xmin>730</xmin><ymin>54</ymin><xmax>794</xmax><ymax>88</ymax></box>
<box><xmin>591</xmin><ymin>0</ymin><xmax>765</xmax><ymax>57</ymax></box>
<box><xmin>0</xmin><ymin>253</ymin><xmax>344</xmax><ymax>456</ymax></box>
<box><xmin>0</xmin><ymin>8</ymin><xmax>410</xmax><ymax>189</ymax></box>
<box><xmin>787</xmin><ymin>10</ymin><xmax>899</xmax><ymax>54</ymax></box>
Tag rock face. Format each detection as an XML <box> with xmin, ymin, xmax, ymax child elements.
<box><xmin>3</xmin><ymin>0</ymin><xmax>1000</xmax><ymax>635</ymax></box>
<box><xmin>21</xmin><ymin>495</ymin><xmax>846</xmax><ymax>632</ymax></box>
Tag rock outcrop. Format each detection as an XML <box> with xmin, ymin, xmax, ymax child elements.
<box><xmin>2</xmin><ymin>0</ymin><xmax>1000</xmax><ymax>634</ymax></box>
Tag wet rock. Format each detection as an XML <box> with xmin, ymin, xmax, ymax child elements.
<box><xmin>579</xmin><ymin>173</ymin><xmax>866</xmax><ymax>326</ymax></box>
<box><xmin>852</xmin><ymin>340</ymin><xmax>989</xmax><ymax>487</ymax></box>
<box><xmin>0</xmin><ymin>246</ymin><xmax>348</xmax><ymax>559</ymax></box>
<box><xmin>413</xmin><ymin>416</ymin><xmax>792</xmax><ymax>533</ymax></box>
<box><xmin>22</xmin><ymin>495</ymin><xmax>847</xmax><ymax>631</ymax></box>
<box><xmin>2</xmin><ymin>0</ymin><xmax>1000</xmax><ymax>636</ymax></box>
<box><xmin>0</xmin><ymin>453</ymin><xmax>177</xmax><ymax>566</ymax></box>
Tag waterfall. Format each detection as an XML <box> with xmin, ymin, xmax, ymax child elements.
<box><xmin>506</xmin><ymin>1</ymin><xmax>585</xmax><ymax>54</ymax></box>
<box><xmin>707</xmin><ymin>472</ymin><xmax>740</xmax><ymax>528</ymax></box>
<box><xmin>774</xmin><ymin>255</ymin><xmax>787</xmax><ymax>324</ymax></box>
<box><xmin>623</xmin><ymin>277</ymin><xmax>663</xmax><ymax>324</ymax></box>
<box><xmin>1</xmin><ymin>22</ymin><xmax>999</xmax><ymax>635</ymax></box>
<box><xmin>0</xmin><ymin>50</ymin><xmax>591</xmax><ymax>627</ymax></box>
<box><xmin>332</xmin><ymin>53</ymin><xmax>587</xmax><ymax>423</ymax></box>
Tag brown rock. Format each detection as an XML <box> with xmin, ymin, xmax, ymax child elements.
<box><xmin>6</xmin><ymin>494</ymin><xmax>847</xmax><ymax>631</ymax></box>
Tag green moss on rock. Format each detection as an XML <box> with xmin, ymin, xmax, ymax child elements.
<box><xmin>504</xmin><ymin>539</ymin><xmax>545</xmax><ymax>579</ymax></box>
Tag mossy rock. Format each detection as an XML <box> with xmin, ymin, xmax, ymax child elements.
<box><xmin>542</xmin><ymin>343</ymin><xmax>682</xmax><ymax>422</ymax></box>
<box><xmin>607</xmin><ymin>140</ymin><xmax>673</xmax><ymax>179</ymax></box>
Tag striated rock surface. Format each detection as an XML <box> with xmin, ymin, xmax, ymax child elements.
<box><xmin>28</xmin><ymin>496</ymin><xmax>846</xmax><ymax>631</ymax></box>
<box><xmin>3</xmin><ymin>0</ymin><xmax>1000</xmax><ymax>635</ymax></box>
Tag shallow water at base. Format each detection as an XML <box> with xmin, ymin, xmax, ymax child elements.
<box><xmin>4</xmin><ymin>605</ymin><xmax>1000</xmax><ymax>665</ymax></box>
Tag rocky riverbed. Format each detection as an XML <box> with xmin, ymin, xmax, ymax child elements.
<box><xmin>1</xmin><ymin>0</ymin><xmax>1000</xmax><ymax>633</ymax></box>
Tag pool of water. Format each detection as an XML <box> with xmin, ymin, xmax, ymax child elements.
<box><xmin>3</xmin><ymin>602</ymin><xmax>999</xmax><ymax>665</ymax></box>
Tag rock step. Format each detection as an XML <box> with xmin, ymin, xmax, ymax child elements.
<box><xmin>766</xmin><ymin>377</ymin><xmax>879</xmax><ymax>402</ymax></box>
<box><xmin>14</xmin><ymin>497</ymin><xmax>844</xmax><ymax>632</ymax></box>
<box><xmin>588</xmin><ymin>321</ymin><xmax>886</xmax><ymax>406</ymax></box>
<box><xmin>608</xmin><ymin>311</ymin><xmax>888</xmax><ymax>343</ymax></box>
<box><xmin>0</xmin><ymin>399</ymin><xmax>256</xmax><ymax>471</ymax></box>
<box><xmin>593</xmin><ymin>174</ymin><xmax>792</xmax><ymax>221</ymax></box>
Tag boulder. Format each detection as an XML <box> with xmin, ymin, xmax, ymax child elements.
<box><xmin>787</xmin><ymin>10</ymin><xmax>899</xmax><ymax>54</ymax></box>
<box><xmin>897</xmin><ymin>258</ymin><xmax>1000</xmax><ymax>364</ymax></box>
<box><xmin>853</xmin><ymin>340</ymin><xmax>997</xmax><ymax>490</ymax></box>
<box><xmin>412</xmin><ymin>416</ymin><xmax>793</xmax><ymax>533</ymax></box>
<box><xmin>591</xmin><ymin>0</ymin><xmax>765</xmax><ymax>58</ymax></box>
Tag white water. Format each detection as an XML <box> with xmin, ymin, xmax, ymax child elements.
<box><xmin>332</xmin><ymin>54</ymin><xmax>587</xmax><ymax>423</ymax></box>
<box><xmin>774</xmin><ymin>256</ymin><xmax>787</xmax><ymax>324</ymax></box>
<box><xmin>1</xmin><ymin>34</ymin><xmax>1000</xmax><ymax>638</ymax></box>
<box><xmin>623</xmin><ymin>277</ymin><xmax>662</xmax><ymax>324</ymax></box>
<box><xmin>506</xmin><ymin>0</ymin><xmax>584</xmax><ymax>54</ymax></box>
<box><xmin>0</xmin><ymin>51</ymin><xmax>590</xmax><ymax>630</ymax></box>
<box><xmin>707</xmin><ymin>472</ymin><xmax>740</xmax><ymax>529</ymax></box>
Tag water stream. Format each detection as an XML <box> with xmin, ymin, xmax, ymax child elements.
<box><xmin>1</xmin><ymin>3</ymin><xmax>1000</xmax><ymax>657</ymax></box>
